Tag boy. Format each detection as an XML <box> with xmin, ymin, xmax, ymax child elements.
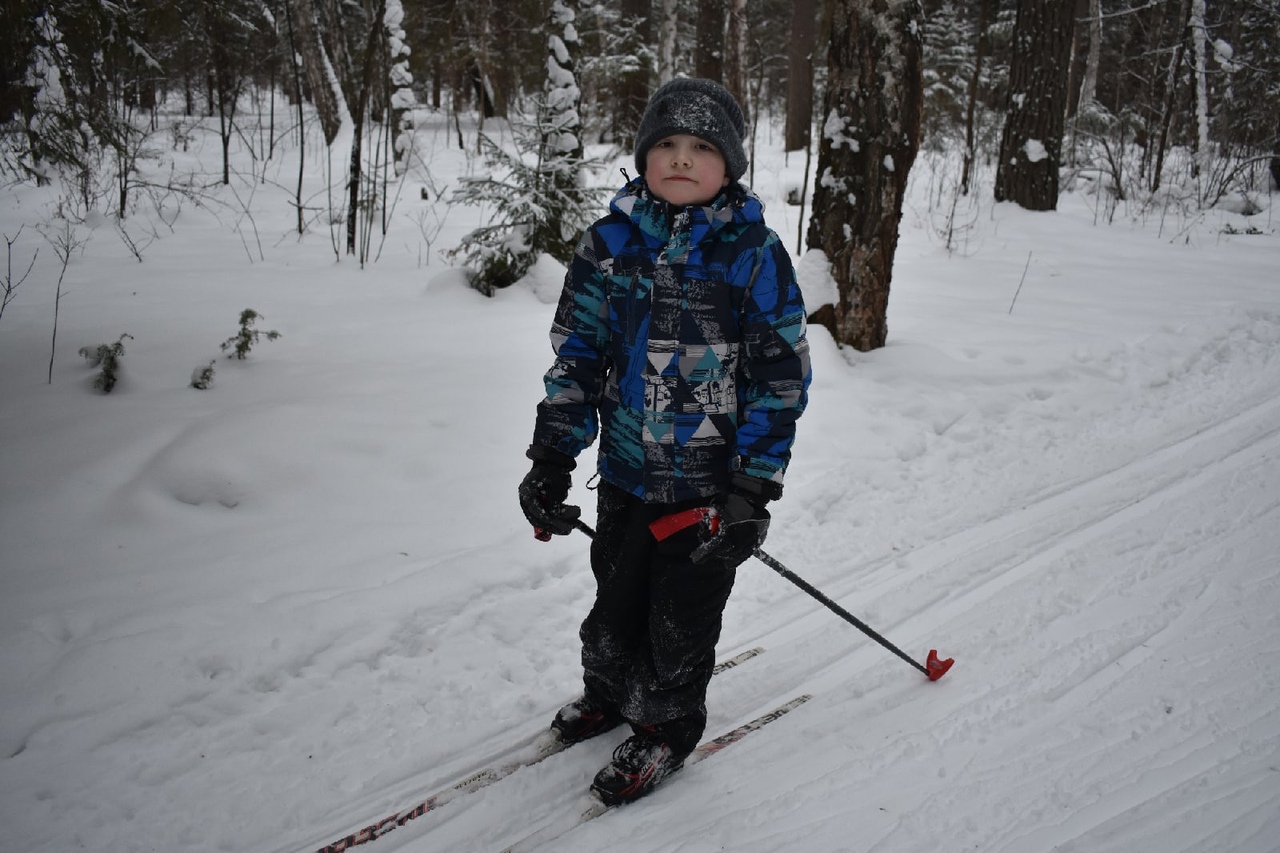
<box><xmin>518</xmin><ymin>78</ymin><xmax>810</xmax><ymax>805</ymax></box>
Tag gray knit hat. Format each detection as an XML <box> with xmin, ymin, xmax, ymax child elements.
<box><xmin>634</xmin><ymin>78</ymin><xmax>748</xmax><ymax>182</ymax></box>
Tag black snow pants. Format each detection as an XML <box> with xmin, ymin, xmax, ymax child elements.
<box><xmin>579</xmin><ymin>480</ymin><xmax>738</xmax><ymax>756</ymax></box>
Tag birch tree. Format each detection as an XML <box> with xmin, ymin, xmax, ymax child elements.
<box><xmin>656</xmin><ymin>0</ymin><xmax>677</xmax><ymax>84</ymax></box>
<box><xmin>1190</xmin><ymin>0</ymin><xmax>1211</xmax><ymax>194</ymax></box>
<box><xmin>287</xmin><ymin>0</ymin><xmax>346</xmax><ymax>144</ymax></box>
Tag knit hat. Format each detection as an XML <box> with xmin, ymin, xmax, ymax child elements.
<box><xmin>634</xmin><ymin>78</ymin><xmax>748</xmax><ymax>183</ymax></box>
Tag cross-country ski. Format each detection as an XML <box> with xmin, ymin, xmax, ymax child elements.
<box><xmin>499</xmin><ymin>695</ymin><xmax>813</xmax><ymax>853</ymax></box>
<box><xmin>311</xmin><ymin>647</ymin><xmax>766</xmax><ymax>852</ymax></box>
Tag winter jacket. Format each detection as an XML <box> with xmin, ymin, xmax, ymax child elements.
<box><xmin>532</xmin><ymin>178</ymin><xmax>810</xmax><ymax>504</ymax></box>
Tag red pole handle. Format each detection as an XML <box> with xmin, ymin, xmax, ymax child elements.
<box><xmin>648</xmin><ymin>506</ymin><xmax>717</xmax><ymax>541</ymax></box>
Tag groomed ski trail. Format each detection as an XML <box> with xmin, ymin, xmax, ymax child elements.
<box><xmin>295</xmin><ymin>648</ymin><xmax>766</xmax><ymax>853</ymax></box>
<box><xmin>383</xmin><ymin>390</ymin><xmax>1280</xmax><ymax>853</ymax></box>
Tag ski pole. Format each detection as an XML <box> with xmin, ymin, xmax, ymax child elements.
<box><xmin>533</xmin><ymin>518</ymin><xmax>595</xmax><ymax>541</ymax></box>
<box><xmin>649</xmin><ymin>507</ymin><xmax>954</xmax><ymax>682</ymax></box>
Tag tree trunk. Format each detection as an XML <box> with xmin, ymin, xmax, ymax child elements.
<box><xmin>1078</xmin><ymin>0</ymin><xmax>1101</xmax><ymax>110</ymax></box>
<box><xmin>616</xmin><ymin>0</ymin><xmax>652</xmax><ymax>149</ymax></box>
<box><xmin>217</xmin><ymin>86</ymin><xmax>234</xmax><ymax>185</ymax></box>
<box><xmin>542</xmin><ymin>0</ymin><xmax>585</xmax><ymax>263</ymax></box>
<box><xmin>289</xmin><ymin>0</ymin><xmax>344</xmax><ymax>144</ymax></box>
<box><xmin>1190</xmin><ymin>0</ymin><xmax>1210</xmax><ymax>187</ymax></box>
<box><xmin>1272</xmin><ymin>116</ymin><xmax>1280</xmax><ymax>191</ymax></box>
<box><xmin>994</xmin><ymin>0</ymin><xmax>1076</xmax><ymax>211</ymax></box>
<box><xmin>724</xmin><ymin>0</ymin><xmax>748</xmax><ymax>114</ymax></box>
<box><xmin>657</xmin><ymin>0</ymin><xmax>677</xmax><ymax>84</ymax></box>
<box><xmin>197</xmin><ymin>0</ymin><xmax>239</xmax><ymax>185</ymax></box>
<box><xmin>961</xmin><ymin>0</ymin><xmax>994</xmax><ymax>195</ymax></box>
<box><xmin>346</xmin><ymin>0</ymin><xmax>387</xmax><ymax>257</ymax></box>
<box><xmin>784</xmin><ymin>0</ymin><xmax>816</xmax><ymax>153</ymax></box>
<box><xmin>284</xmin><ymin>0</ymin><xmax>306</xmax><ymax>234</ymax></box>
<box><xmin>696</xmin><ymin>0</ymin><xmax>724</xmax><ymax>82</ymax></box>
<box><xmin>1151</xmin><ymin>0</ymin><xmax>1191</xmax><ymax>193</ymax></box>
<box><xmin>806</xmin><ymin>0</ymin><xmax>924</xmax><ymax>353</ymax></box>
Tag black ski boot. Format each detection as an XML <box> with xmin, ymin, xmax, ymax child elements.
<box><xmin>590</xmin><ymin>733</ymin><xmax>686</xmax><ymax>805</ymax></box>
<box><xmin>550</xmin><ymin>695</ymin><xmax>623</xmax><ymax>746</ymax></box>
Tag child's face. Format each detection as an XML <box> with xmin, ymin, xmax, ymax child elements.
<box><xmin>645</xmin><ymin>134</ymin><xmax>730</xmax><ymax>207</ymax></box>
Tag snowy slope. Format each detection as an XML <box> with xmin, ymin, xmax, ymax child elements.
<box><xmin>1</xmin><ymin>113</ymin><xmax>1279</xmax><ymax>853</ymax></box>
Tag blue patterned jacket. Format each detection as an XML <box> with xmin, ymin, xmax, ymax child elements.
<box><xmin>532</xmin><ymin>178</ymin><xmax>810</xmax><ymax>504</ymax></box>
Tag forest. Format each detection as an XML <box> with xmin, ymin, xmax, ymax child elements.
<box><xmin>1</xmin><ymin>11</ymin><xmax>1279</xmax><ymax>848</ymax></box>
<box><xmin>2</xmin><ymin>0</ymin><xmax>1278</xmax><ymax>348</ymax></box>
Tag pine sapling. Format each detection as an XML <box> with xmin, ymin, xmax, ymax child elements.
<box><xmin>220</xmin><ymin>309</ymin><xmax>280</xmax><ymax>360</ymax></box>
<box><xmin>79</xmin><ymin>333</ymin><xmax>133</xmax><ymax>393</ymax></box>
<box><xmin>190</xmin><ymin>359</ymin><xmax>216</xmax><ymax>389</ymax></box>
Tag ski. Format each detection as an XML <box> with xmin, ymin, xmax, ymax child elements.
<box><xmin>313</xmin><ymin>646</ymin><xmax>766</xmax><ymax>853</ymax></box>
<box><xmin>498</xmin><ymin>693</ymin><xmax>813</xmax><ymax>853</ymax></box>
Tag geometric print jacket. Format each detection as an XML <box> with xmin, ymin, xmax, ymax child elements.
<box><xmin>532</xmin><ymin>177</ymin><xmax>811</xmax><ymax>504</ymax></box>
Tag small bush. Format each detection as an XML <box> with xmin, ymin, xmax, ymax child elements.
<box><xmin>190</xmin><ymin>360</ymin><xmax>216</xmax><ymax>389</ymax></box>
<box><xmin>220</xmin><ymin>309</ymin><xmax>280</xmax><ymax>360</ymax></box>
<box><xmin>79</xmin><ymin>333</ymin><xmax>133</xmax><ymax>393</ymax></box>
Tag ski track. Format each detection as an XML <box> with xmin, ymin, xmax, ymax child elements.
<box><xmin>373</xmin><ymin>387</ymin><xmax>1280</xmax><ymax>853</ymax></box>
<box><xmin>33</xmin><ymin>302</ymin><xmax>1266</xmax><ymax>853</ymax></box>
<box><xmin>724</xmin><ymin>392</ymin><xmax>1280</xmax><ymax>853</ymax></box>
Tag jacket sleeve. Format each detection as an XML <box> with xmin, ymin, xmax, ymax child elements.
<box><xmin>530</xmin><ymin>226</ymin><xmax>611</xmax><ymax>458</ymax></box>
<box><xmin>736</xmin><ymin>229</ymin><xmax>811</xmax><ymax>484</ymax></box>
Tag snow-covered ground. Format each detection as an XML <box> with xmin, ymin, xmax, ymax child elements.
<box><xmin>2</xmin><ymin>109</ymin><xmax>1279</xmax><ymax>853</ymax></box>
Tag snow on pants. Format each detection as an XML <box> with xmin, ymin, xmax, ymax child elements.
<box><xmin>580</xmin><ymin>480</ymin><xmax>738</xmax><ymax>756</ymax></box>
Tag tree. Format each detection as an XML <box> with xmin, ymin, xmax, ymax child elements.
<box><xmin>446</xmin><ymin>0</ymin><xmax>601</xmax><ymax>293</ymax></box>
<box><xmin>1077</xmin><ymin>0</ymin><xmax>1101</xmax><ymax>111</ymax></box>
<box><xmin>1</xmin><ymin>0</ymin><xmax>159</xmax><ymax>211</ymax></box>
<box><xmin>537</xmin><ymin>0</ymin><xmax>590</xmax><ymax>263</ymax></box>
<box><xmin>3</xmin><ymin>3</ymin><xmax>83</xmax><ymax>185</ymax></box>
<box><xmin>723</xmin><ymin>0</ymin><xmax>748</xmax><ymax>110</ymax></box>
<box><xmin>993</xmin><ymin>0</ymin><xmax>1076</xmax><ymax>210</ymax></box>
<box><xmin>695</xmin><ymin>0</ymin><xmax>725</xmax><ymax>81</ymax></box>
<box><xmin>1190</xmin><ymin>0</ymin><xmax>1210</xmax><ymax>191</ymax></box>
<box><xmin>656</xmin><ymin>0</ymin><xmax>677</xmax><ymax>84</ymax></box>
<box><xmin>807</xmin><ymin>0</ymin><xmax>925</xmax><ymax>352</ymax></box>
<box><xmin>960</xmin><ymin>0</ymin><xmax>997</xmax><ymax>195</ymax></box>
<box><xmin>196</xmin><ymin>0</ymin><xmax>270</xmax><ymax>185</ymax></box>
<box><xmin>920</xmin><ymin>1</ymin><xmax>977</xmax><ymax>150</ymax></box>
<box><xmin>385</xmin><ymin>0</ymin><xmax>416</xmax><ymax>176</ymax></box>
<box><xmin>613</xmin><ymin>0</ymin><xmax>653</xmax><ymax>150</ymax></box>
<box><xmin>1149</xmin><ymin>0</ymin><xmax>1192</xmax><ymax>194</ymax></box>
<box><xmin>784</xmin><ymin>0</ymin><xmax>816</xmax><ymax>153</ymax></box>
<box><xmin>287</xmin><ymin>0</ymin><xmax>346</xmax><ymax>144</ymax></box>
<box><xmin>1214</xmin><ymin>0</ymin><xmax>1280</xmax><ymax>190</ymax></box>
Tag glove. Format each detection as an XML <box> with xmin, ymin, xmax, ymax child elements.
<box><xmin>518</xmin><ymin>446</ymin><xmax>581</xmax><ymax>538</ymax></box>
<box><xmin>690</xmin><ymin>473</ymin><xmax>781</xmax><ymax>566</ymax></box>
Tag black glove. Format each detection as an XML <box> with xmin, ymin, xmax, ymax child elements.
<box><xmin>518</xmin><ymin>446</ymin><xmax>581</xmax><ymax>538</ymax></box>
<box><xmin>691</xmin><ymin>473</ymin><xmax>781</xmax><ymax>566</ymax></box>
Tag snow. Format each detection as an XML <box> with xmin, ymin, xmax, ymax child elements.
<box><xmin>2</xmin><ymin>108</ymin><xmax>1280</xmax><ymax>853</ymax></box>
<box><xmin>823</xmin><ymin>109</ymin><xmax>860</xmax><ymax>152</ymax></box>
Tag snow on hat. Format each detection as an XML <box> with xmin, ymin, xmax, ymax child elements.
<box><xmin>634</xmin><ymin>78</ymin><xmax>748</xmax><ymax>182</ymax></box>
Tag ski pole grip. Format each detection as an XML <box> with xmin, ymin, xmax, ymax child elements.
<box><xmin>649</xmin><ymin>507</ymin><xmax>716</xmax><ymax>541</ymax></box>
